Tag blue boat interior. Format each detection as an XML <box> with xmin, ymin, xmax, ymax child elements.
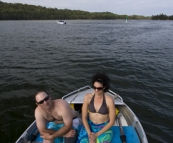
<box><xmin>111</xmin><ymin>126</ymin><xmax>140</xmax><ymax>143</ymax></box>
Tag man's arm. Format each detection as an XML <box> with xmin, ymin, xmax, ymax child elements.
<box><xmin>41</xmin><ymin>101</ymin><xmax>73</xmax><ymax>140</ymax></box>
<box><xmin>35</xmin><ymin>108</ymin><xmax>55</xmax><ymax>135</ymax></box>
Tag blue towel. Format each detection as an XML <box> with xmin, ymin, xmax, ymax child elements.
<box><xmin>35</xmin><ymin>122</ymin><xmax>64</xmax><ymax>143</ymax></box>
<box><xmin>77</xmin><ymin>120</ymin><xmax>113</xmax><ymax>143</ymax></box>
<box><xmin>35</xmin><ymin>118</ymin><xmax>81</xmax><ymax>143</ymax></box>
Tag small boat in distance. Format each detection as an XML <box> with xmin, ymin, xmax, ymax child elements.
<box><xmin>57</xmin><ymin>20</ymin><xmax>66</xmax><ymax>24</ymax></box>
<box><xmin>15</xmin><ymin>86</ymin><xmax>148</xmax><ymax>143</ymax></box>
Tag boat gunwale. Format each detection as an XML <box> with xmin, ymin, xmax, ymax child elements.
<box><xmin>15</xmin><ymin>121</ymin><xmax>36</xmax><ymax>143</ymax></box>
<box><xmin>62</xmin><ymin>85</ymin><xmax>124</xmax><ymax>102</ymax></box>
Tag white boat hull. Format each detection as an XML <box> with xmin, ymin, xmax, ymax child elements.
<box><xmin>57</xmin><ymin>21</ymin><xmax>66</xmax><ymax>24</ymax></box>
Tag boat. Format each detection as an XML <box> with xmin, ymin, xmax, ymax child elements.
<box><xmin>15</xmin><ymin>86</ymin><xmax>148</xmax><ymax>143</ymax></box>
<box><xmin>57</xmin><ymin>20</ymin><xmax>66</xmax><ymax>24</ymax></box>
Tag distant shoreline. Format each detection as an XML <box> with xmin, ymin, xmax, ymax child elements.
<box><xmin>1</xmin><ymin>1</ymin><xmax>172</xmax><ymax>20</ymax></box>
<box><xmin>0</xmin><ymin>1</ymin><xmax>151</xmax><ymax>20</ymax></box>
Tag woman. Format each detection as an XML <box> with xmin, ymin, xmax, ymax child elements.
<box><xmin>77</xmin><ymin>73</ymin><xmax>115</xmax><ymax>143</ymax></box>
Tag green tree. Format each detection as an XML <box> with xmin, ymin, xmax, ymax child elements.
<box><xmin>0</xmin><ymin>1</ymin><xmax>153</xmax><ymax>20</ymax></box>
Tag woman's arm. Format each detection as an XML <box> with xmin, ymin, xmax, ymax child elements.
<box><xmin>82</xmin><ymin>94</ymin><xmax>92</xmax><ymax>135</ymax></box>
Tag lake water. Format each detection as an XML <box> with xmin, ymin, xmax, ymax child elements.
<box><xmin>0</xmin><ymin>20</ymin><xmax>173</xmax><ymax>143</ymax></box>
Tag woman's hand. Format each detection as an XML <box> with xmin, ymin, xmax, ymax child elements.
<box><xmin>89</xmin><ymin>132</ymin><xmax>97</xmax><ymax>142</ymax></box>
<box><xmin>63</xmin><ymin>129</ymin><xmax>76</xmax><ymax>137</ymax></box>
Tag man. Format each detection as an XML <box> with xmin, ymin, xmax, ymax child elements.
<box><xmin>35</xmin><ymin>91</ymin><xmax>79</xmax><ymax>143</ymax></box>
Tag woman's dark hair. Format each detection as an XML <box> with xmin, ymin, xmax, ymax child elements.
<box><xmin>91</xmin><ymin>72</ymin><xmax>110</xmax><ymax>92</ymax></box>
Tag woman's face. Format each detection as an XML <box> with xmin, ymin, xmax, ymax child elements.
<box><xmin>93</xmin><ymin>82</ymin><xmax>104</xmax><ymax>93</ymax></box>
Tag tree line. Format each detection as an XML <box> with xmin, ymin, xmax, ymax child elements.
<box><xmin>151</xmin><ymin>13</ymin><xmax>173</xmax><ymax>20</ymax></box>
<box><xmin>0</xmin><ymin>1</ymin><xmax>151</xmax><ymax>20</ymax></box>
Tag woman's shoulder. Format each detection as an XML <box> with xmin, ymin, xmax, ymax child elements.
<box><xmin>84</xmin><ymin>93</ymin><xmax>94</xmax><ymax>101</ymax></box>
<box><xmin>105</xmin><ymin>94</ymin><xmax>114</xmax><ymax>102</ymax></box>
<box><xmin>85</xmin><ymin>92</ymin><xmax>94</xmax><ymax>97</ymax></box>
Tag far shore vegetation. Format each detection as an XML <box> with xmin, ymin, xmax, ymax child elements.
<box><xmin>0</xmin><ymin>1</ymin><xmax>172</xmax><ymax>20</ymax></box>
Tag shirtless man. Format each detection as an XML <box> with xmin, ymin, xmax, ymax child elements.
<box><xmin>35</xmin><ymin>91</ymin><xmax>78</xmax><ymax>143</ymax></box>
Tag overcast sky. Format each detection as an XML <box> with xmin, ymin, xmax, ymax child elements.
<box><xmin>2</xmin><ymin>0</ymin><xmax>173</xmax><ymax>16</ymax></box>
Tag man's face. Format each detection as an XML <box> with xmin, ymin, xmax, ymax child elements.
<box><xmin>36</xmin><ymin>92</ymin><xmax>51</xmax><ymax>108</ymax></box>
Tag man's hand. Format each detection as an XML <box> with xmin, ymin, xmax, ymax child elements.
<box><xmin>63</xmin><ymin>129</ymin><xmax>76</xmax><ymax>137</ymax></box>
<box><xmin>40</xmin><ymin>132</ymin><xmax>53</xmax><ymax>140</ymax></box>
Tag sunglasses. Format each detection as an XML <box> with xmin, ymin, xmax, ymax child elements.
<box><xmin>93</xmin><ymin>86</ymin><xmax>104</xmax><ymax>90</ymax></box>
<box><xmin>36</xmin><ymin>96</ymin><xmax>49</xmax><ymax>104</ymax></box>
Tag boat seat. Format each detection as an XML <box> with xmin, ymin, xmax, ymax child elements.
<box><xmin>111</xmin><ymin>126</ymin><xmax>140</xmax><ymax>143</ymax></box>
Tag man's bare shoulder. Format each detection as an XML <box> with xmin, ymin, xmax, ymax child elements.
<box><xmin>53</xmin><ymin>99</ymin><xmax>75</xmax><ymax>118</ymax></box>
<box><xmin>34</xmin><ymin>106</ymin><xmax>45</xmax><ymax>119</ymax></box>
<box><xmin>54</xmin><ymin>99</ymin><xmax>68</xmax><ymax>105</ymax></box>
<box><xmin>53</xmin><ymin>99</ymin><xmax>71</xmax><ymax>111</ymax></box>
<box><xmin>35</xmin><ymin>106</ymin><xmax>42</xmax><ymax>113</ymax></box>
